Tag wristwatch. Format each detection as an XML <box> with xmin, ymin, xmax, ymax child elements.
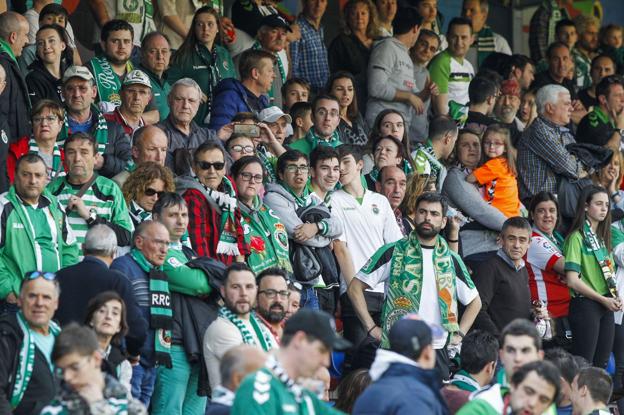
<box><xmin>86</xmin><ymin>208</ymin><xmax>98</xmax><ymax>225</ymax></box>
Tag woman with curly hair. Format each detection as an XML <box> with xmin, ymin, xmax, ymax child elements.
<box><xmin>122</xmin><ymin>162</ymin><xmax>175</xmax><ymax>227</ymax></box>
<box><xmin>329</xmin><ymin>0</ymin><xmax>380</xmax><ymax>115</ymax></box>
<box><xmin>167</xmin><ymin>6</ymin><xmax>236</xmax><ymax>125</ymax></box>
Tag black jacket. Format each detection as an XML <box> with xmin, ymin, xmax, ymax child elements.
<box><xmin>0</xmin><ymin>313</ymin><xmax>56</xmax><ymax>415</ymax></box>
<box><xmin>54</xmin><ymin>256</ymin><xmax>148</xmax><ymax>356</ymax></box>
<box><xmin>0</xmin><ymin>51</ymin><xmax>31</xmax><ymax>142</ymax></box>
<box><xmin>26</xmin><ymin>59</ymin><xmax>65</xmax><ymax>107</ymax></box>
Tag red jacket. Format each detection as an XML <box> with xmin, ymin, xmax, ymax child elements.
<box><xmin>8</xmin><ymin>136</ymin><xmax>66</xmax><ymax>183</ymax></box>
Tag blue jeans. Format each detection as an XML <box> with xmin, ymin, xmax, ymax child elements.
<box><xmin>300</xmin><ymin>286</ymin><xmax>319</xmax><ymax>310</ymax></box>
<box><xmin>130</xmin><ymin>363</ymin><xmax>157</xmax><ymax>406</ymax></box>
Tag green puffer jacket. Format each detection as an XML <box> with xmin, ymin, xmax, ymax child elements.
<box><xmin>0</xmin><ymin>187</ymin><xmax>79</xmax><ymax>299</ymax></box>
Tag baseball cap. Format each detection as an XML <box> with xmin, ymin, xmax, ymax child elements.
<box><xmin>388</xmin><ymin>315</ymin><xmax>443</xmax><ymax>359</ymax></box>
<box><xmin>63</xmin><ymin>65</ymin><xmax>94</xmax><ymax>83</ymax></box>
<box><xmin>283</xmin><ymin>309</ymin><xmax>352</xmax><ymax>351</ymax></box>
<box><xmin>259</xmin><ymin>14</ymin><xmax>293</xmax><ymax>32</ymax></box>
<box><xmin>123</xmin><ymin>70</ymin><xmax>152</xmax><ymax>89</ymax></box>
<box><xmin>258</xmin><ymin>106</ymin><xmax>292</xmax><ymax>124</ymax></box>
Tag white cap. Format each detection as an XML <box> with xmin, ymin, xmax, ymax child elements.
<box><xmin>122</xmin><ymin>70</ymin><xmax>152</xmax><ymax>89</ymax></box>
<box><xmin>62</xmin><ymin>65</ymin><xmax>94</xmax><ymax>83</ymax></box>
<box><xmin>258</xmin><ymin>106</ymin><xmax>292</xmax><ymax>124</ymax></box>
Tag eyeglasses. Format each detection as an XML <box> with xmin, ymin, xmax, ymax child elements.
<box><xmin>144</xmin><ymin>188</ymin><xmax>164</xmax><ymax>197</ymax></box>
<box><xmin>55</xmin><ymin>356</ymin><xmax>90</xmax><ymax>377</ymax></box>
<box><xmin>285</xmin><ymin>165</ymin><xmax>309</xmax><ymax>174</ymax></box>
<box><xmin>239</xmin><ymin>172</ymin><xmax>264</xmax><ymax>183</ymax></box>
<box><xmin>26</xmin><ymin>271</ymin><xmax>56</xmax><ymax>281</ymax></box>
<box><xmin>196</xmin><ymin>161</ymin><xmax>225</xmax><ymax>171</ymax></box>
<box><xmin>259</xmin><ymin>289</ymin><xmax>291</xmax><ymax>299</ymax></box>
<box><xmin>32</xmin><ymin>115</ymin><xmax>59</xmax><ymax>125</ymax></box>
<box><xmin>230</xmin><ymin>145</ymin><xmax>254</xmax><ymax>154</ymax></box>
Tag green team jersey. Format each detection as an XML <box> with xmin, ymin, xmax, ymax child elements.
<box><xmin>231</xmin><ymin>367</ymin><xmax>345</xmax><ymax>415</ymax></box>
<box><xmin>47</xmin><ymin>175</ymin><xmax>134</xmax><ymax>251</ymax></box>
<box><xmin>563</xmin><ymin>230</ymin><xmax>610</xmax><ymax>296</ymax></box>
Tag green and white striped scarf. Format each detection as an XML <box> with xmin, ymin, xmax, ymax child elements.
<box><xmin>11</xmin><ymin>312</ymin><xmax>60</xmax><ymax>409</ymax></box>
<box><xmin>218</xmin><ymin>306</ymin><xmax>275</xmax><ymax>351</ymax></box>
<box><xmin>28</xmin><ymin>137</ymin><xmax>64</xmax><ymax>180</ymax></box>
<box><xmin>58</xmin><ymin>106</ymin><xmax>109</xmax><ymax>154</ymax></box>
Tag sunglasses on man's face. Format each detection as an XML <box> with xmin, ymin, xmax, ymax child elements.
<box><xmin>144</xmin><ymin>188</ymin><xmax>164</xmax><ymax>198</ymax></box>
<box><xmin>196</xmin><ymin>161</ymin><xmax>225</xmax><ymax>171</ymax></box>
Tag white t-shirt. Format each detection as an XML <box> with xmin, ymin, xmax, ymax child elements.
<box><xmin>356</xmin><ymin>245</ymin><xmax>479</xmax><ymax>349</ymax></box>
<box><xmin>204</xmin><ymin>316</ymin><xmax>272</xmax><ymax>390</ymax></box>
<box><xmin>331</xmin><ymin>189</ymin><xmax>403</xmax><ymax>294</ymax></box>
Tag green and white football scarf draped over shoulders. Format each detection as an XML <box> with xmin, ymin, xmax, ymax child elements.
<box><xmin>476</xmin><ymin>26</ymin><xmax>496</xmax><ymax>67</ymax></box>
<box><xmin>304</xmin><ymin>128</ymin><xmax>342</xmax><ymax>150</ymax></box>
<box><xmin>583</xmin><ymin>219</ymin><xmax>618</xmax><ymax>297</ymax></box>
<box><xmin>129</xmin><ymin>200</ymin><xmax>152</xmax><ymax>225</ymax></box>
<box><xmin>218</xmin><ymin>306</ymin><xmax>276</xmax><ymax>351</ymax></box>
<box><xmin>11</xmin><ymin>311</ymin><xmax>61</xmax><ymax>409</ymax></box>
<box><xmin>28</xmin><ymin>137</ymin><xmax>65</xmax><ymax>179</ymax></box>
<box><xmin>57</xmin><ymin>106</ymin><xmax>109</xmax><ymax>154</ymax></box>
<box><xmin>130</xmin><ymin>248</ymin><xmax>172</xmax><ymax>368</ymax></box>
<box><xmin>89</xmin><ymin>57</ymin><xmax>134</xmax><ymax>107</ymax></box>
<box><xmin>200</xmin><ymin>176</ymin><xmax>241</xmax><ymax>256</ymax></box>
<box><xmin>365</xmin><ymin>233</ymin><xmax>469</xmax><ymax>348</ymax></box>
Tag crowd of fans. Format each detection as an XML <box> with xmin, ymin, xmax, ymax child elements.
<box><xmin>1</xmin><ymin>0</ymin><xmax>624</xmax><ymax>413</ymax></box>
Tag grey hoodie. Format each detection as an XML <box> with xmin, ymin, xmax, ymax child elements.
<box><xmin>365</xmin><ymin>36</ymin><xmax>417</xmax><ymax>127</ymax></box>
<box><xmin>263</xmin><ymin>183</ymin><xmax>343</xmax><ymax>249</ymax></box>
<box><xmin>442</xmin><ymin>166</ymin><xmax>507</xmax><ymax>257</ymax></box>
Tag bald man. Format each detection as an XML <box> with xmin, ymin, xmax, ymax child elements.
<box><xmin>376</xmin><ymin>166</ymin><xmax>408</xmax><ymax>235</ymax></box>
<box><xmin>207</xmin><ymin>345</ymin><xmax>267</xmax><ymax>415</ymax></box>
<box><xmin>0</xmin><ymin>12</ymin><xmax>31</xmax><ymax>143</ymax></box>
<box><xmin>112</xmin><ymin>125</ymin><xmax>169</xmax><ymax>187</ymax></box>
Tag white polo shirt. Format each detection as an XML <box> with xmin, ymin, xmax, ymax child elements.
<box><xmin>331</xmin><ymin>189</ymin><xmax>403</xmax><ymax>294</ymax></box>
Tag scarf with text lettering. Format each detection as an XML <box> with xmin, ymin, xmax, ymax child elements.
<box><xmin>130</xmin><ymin>248</ymin><xmax>172</xmax><ymax>367</ymax></box>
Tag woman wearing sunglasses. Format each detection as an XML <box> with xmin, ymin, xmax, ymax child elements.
<box><xmin>177</xmin><ymin>142</ymin><xmax>248</xmax><ymax>264</ymax></box>
<box><xmin>232</xmin><ymin>156</ymin><xmax>292</xmax><ymax>274</ymax></box>
<box><xmin>122</xmin><ymin>162</ymin><xmax>175</xmax><ymax>228</ymax></box>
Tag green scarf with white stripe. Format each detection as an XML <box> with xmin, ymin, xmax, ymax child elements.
<box><xmin>130</xmin><ymin>248</ymin><xmax>172</xmax><ymax>368</ymax></box>
<box><xmin>476</xmin><ymin>26</ymin><xmax>496</xmax><ymax>67</ymax></box>
<box><xmin>89</xmin><ymin>56</ymin><xmax>133</xmax><ymax>107</ymax></box>
<box><xmin>58</xmin><ymin>106</ymin><xmax>109</xmax><ymax>154</ymax></box>
<box><xmin>304</xmin><ymin>128</ymin><xmax>342</xmax><ymax>150</ymax></box>
<box><xmin>11</xmin><ymin>312</ymin><xmax>61</xmax><ymax>409</ymax></box>
<box><xmin>28</xmin><ymin>137</ymin><xmax>64</xmax><ymax>180</ymax></box>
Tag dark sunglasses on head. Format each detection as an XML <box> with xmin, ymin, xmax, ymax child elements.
<box><xmin>196</xmin><ymin>161</ymin><xmax>225</xmax><ymax>171</ymax></box>
<box><xmin>144</xmin><ymin>188</ymin><xmax>164</xmax><ymax>197</ymax></box>
<box><xmin>26</xmin><ymin>271</ymin><xmax>56</xmax><ymax>281</ymax></box>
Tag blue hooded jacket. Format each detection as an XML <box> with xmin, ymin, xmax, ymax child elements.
<box><xmin>207</xmin><ymin>78</ymin><xmax>270</xmax><ymax>131</ymax></box>
<box><xmin>352</xmin><ymin>362</ymin><xmax>449</xmax><ymax>415</ymax></box>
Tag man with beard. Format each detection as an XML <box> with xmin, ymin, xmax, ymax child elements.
<box><xmin>348</xmin><ymin>192</ymin><xmax>481</xmax><ymax>379</ymax></box>
<box><xmin>204</xmin><ymin>263</ymin><xmax>277</xmax><ymax>391</ymax></box>
<box><xmin>472</xmin><ymin>217</ymin><xmax>533</xmax><ymax>336</ymax></box>
<box><xmin>494</xmin><ymin>79</ymin><xmax>523</xmax><ymax>146</ymax></box>
<box><xmin>88</xmin><ymin>20</ymin><xmax>158</xmax><ymax>123</ymax></box>
<box><xmin>255</xmin><ymin>267</ymin><xmax>290</xmax><ymax>345</ymax></box>
<box><xmin>572</xmin><ymin>14</ymin><xmax>600</xmax><ymax>91</ymax></box>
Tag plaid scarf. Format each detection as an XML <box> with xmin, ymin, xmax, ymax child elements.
<box><xmin>58</xmin><ymin>106</ymin><xmax>109</xmax><ymax>154</ymax></box>
<box><xmin>130</xmin><ymin>248</ymin><xmax>172</xmax><ymax>368</ymax></box>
